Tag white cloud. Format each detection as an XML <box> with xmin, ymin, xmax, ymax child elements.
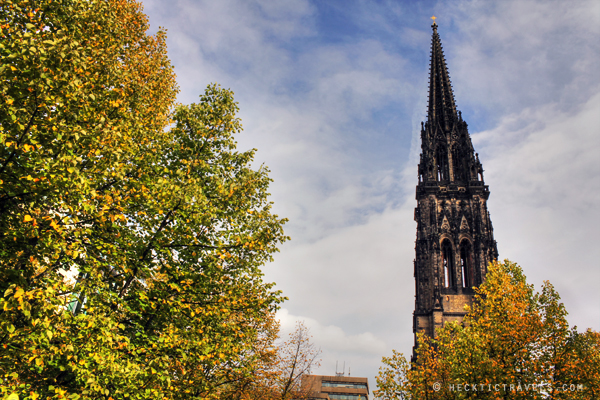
<box><xmin>140</xmin><ymin>0</ymin><xmax>600</xmax><ymax>388</ymax></box>
<box><xmin>441</xmin><ymin>0</ymin><xmax>600</xmax><ymax>119</ymax></box>
<box><xmin>277</xmin><ymin>309</ymin><xmax>386</xmax><ymax>356</ymax></box>
<box><xmin>474</xmin><ymin>91</ymin><xmax>600</xmax><ymax>329</ymax></box>
<box><xmin>276</xmin><ymin>308</ymin><xmax>389</xmax><ymax>378</ymax></box>
<box><xmin>264</xmin><ymin>202</ymin><xmax>417</xmax><ymax>379</ymax></box>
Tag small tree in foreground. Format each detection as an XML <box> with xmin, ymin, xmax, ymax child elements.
<box><xmin>225</xmin><ymin>321</ymin><xmax>322</xmax><ymax>400</ymax></box>
<box><xmin>274</xmin><ymin>321</ymin><xmax>322</xmax><ymax>400</ymax></box>
<box><xmin>375</xmin><ymin>260</ymin><xmax>600</xmax><ymax>400</ymax></box>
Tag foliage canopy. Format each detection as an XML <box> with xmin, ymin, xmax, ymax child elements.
<box><xmin>375</xmin><ymin>260</ymin><xmax>600</xmax><ymax>400</ymax></box>
<box><xmin>1</xmin><ymin>0</ymin><xmax>288</xmax><ymax>398</ymax></box>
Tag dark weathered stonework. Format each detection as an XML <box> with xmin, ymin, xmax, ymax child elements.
<box><xmin>412</xmin><ymin>21</ymin><xmax>498</xmax><ymax>361</ymax></box>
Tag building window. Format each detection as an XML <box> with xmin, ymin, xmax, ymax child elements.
<box><xmin>436</xmin><ymin>144</ymin><xmax>448</xmax><ymax>181</ymax></box>
<box><xmin>322</xmin><ymin>382</ymin><xmax>368</xmax><ymax>390</ymax></box>
<box><xmin>442</xmin><ymin>240</ymin><xmax>454</xmax><ymax>288</ymax></box>
<box><xmin>460</xmin><ymin>241</ymin><xmax>474</xmax><ymax>288</ymax></box>
<box><xmin>326</xmin><ymin>394</ymin><xmax>367</xmax><ymax>400</ymax></box>
<box><xmin>453</xmin><ymin>148</ymin><xmax>464</xmax><ymax>181</ymax></box>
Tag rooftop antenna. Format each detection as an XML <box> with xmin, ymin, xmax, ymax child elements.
<box><xmin>349</xmin><ymin>367</ymin><xmax>351</xmax><ymax>376</ymax></box>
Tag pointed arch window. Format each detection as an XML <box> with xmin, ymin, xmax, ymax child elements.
<box><xmin>441</xmin><ymin>240</ymin><xmax>454</xmax><ymax>288</ymax></box>
<box><xmin>453</xmin><ymin>148</ymin><xmax>465</xmax><ymax>182</ymax></box>
<box><xmin>460</xmin><ymin>240</ymin><xmax>475</xmax><ymax>288</ymax></box>
<box><xmin>436</xmin><ymin>144</ymin><xmax>449</xmax><ymax>181</ymax></box>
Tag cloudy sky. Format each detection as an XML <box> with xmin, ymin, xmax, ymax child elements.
<box><xmin>140</xmin><ymin>0</ymin><xmax>600</xmax><ymax>389</ymax></box>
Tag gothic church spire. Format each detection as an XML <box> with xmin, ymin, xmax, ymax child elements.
<box><xmin>418</xmin><ymin>21</ymin><xmax>482</xmax><ymax>185</ymax></box>
<box><xmin>411</xmin><ymin>20</ymin><xmax>498</xmax><ymax>362</ymax></box>
<box><xmin>427</xmin><ymin>21</ymin><xmax>458</xmax><ymax>132</ymax></box>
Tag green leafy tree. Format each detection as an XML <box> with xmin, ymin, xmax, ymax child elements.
<box><xmin>1</xmin><ymin>0</ymin><xmax>287</xmax><ymax>399</ymax></box>
<box><xmin>375</xmin><ymin>260</ymin><xmax>600</xmax><ymax>400</ymax></box>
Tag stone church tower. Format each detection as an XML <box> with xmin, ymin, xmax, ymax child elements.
<box><xmin>412</xmin><ymin>20</ymin><xmax>498</xmax><ymax>359</ymax></box>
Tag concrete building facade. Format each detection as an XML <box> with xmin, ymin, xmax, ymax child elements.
<box><xmin>302</xmin><ymin>375</ymin><xmax>369</xmax><ymax>400</ymax></box>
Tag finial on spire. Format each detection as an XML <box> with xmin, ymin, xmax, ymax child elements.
<box><xmin>431</xmin><ymin>15</ymin><xmax>437</xmax><ymax>28</ymax></box>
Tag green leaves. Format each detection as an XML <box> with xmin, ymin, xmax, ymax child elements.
<box><xmin>1</xmin><ymin>1</ymin><xmax>286</xmax><ymax>399</ymax></box>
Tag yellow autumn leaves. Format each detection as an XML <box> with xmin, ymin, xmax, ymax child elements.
<box><xmin>375</xmin><ymin>260</ymin><xmax>600</xmax><ymax>400</ymax></box>
<box><xmin>1</xmin><ymin>0</ymin><xmax>287</xmax><ymax>399</ymax></box>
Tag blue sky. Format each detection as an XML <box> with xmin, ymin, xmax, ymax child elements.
<box><xmin>141</xmin><ymin>0</ymin><xmax>600</xmax><ymax>390</ymax></box>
